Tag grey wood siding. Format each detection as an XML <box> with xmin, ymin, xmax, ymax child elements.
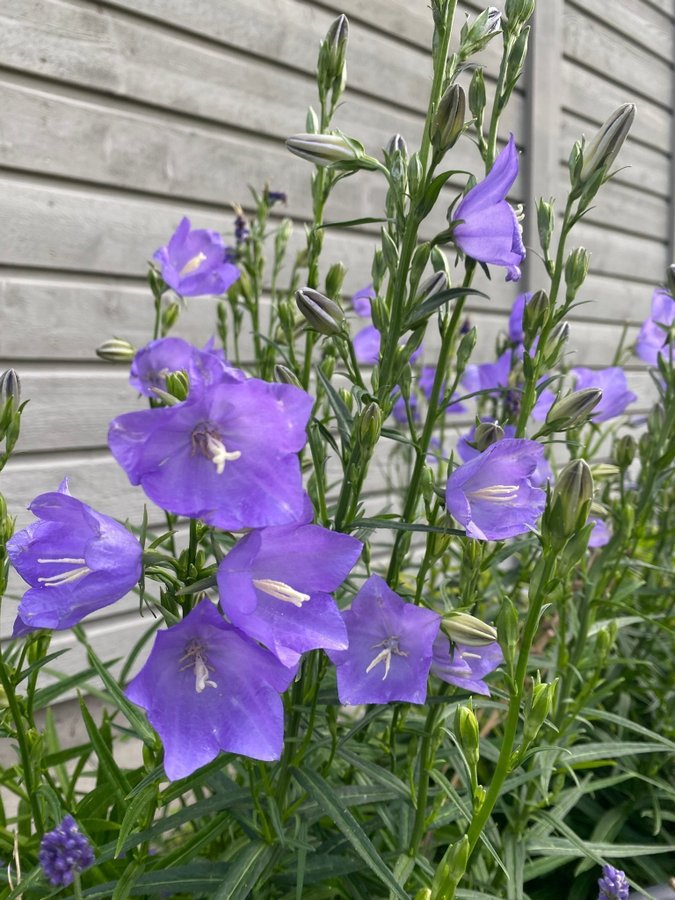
<box><xmin>0</xmin><ymin>0</ymin><xmax>673</xmax><ymax>676</ymax></box>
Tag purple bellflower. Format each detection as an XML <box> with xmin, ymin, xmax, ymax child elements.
<box><xmin>508</xmin><ymin>292</ymin><xmax>533</xmax><ymax>343</ymax></box>
<box><xmin>588</xmin><ymin>516</ymin><xmax>611</xmax><ymax>548</ymax></box>
<box><xmin>7</xmin><ymin>480</ymin><xmax>142</xmax><ymax>632</ymax></box>
<box><xmin>571</xmin><ymin>367</ymin><xmax>637</xmax><ymax>422</ymax></box>
<box><xmin>126</xmin><ymin>600</ymin><xmax>296</xmax><ymax>780</ymax></box>
<box><xmin>462</xmin><ymin>350</ymin><xmax>512</xmax><ymax>399</ymax></box>
<box><xmin>216</xmin><ymin>522</ymin><xmax>361</xmax><ymax>667</ymax></box>
<box><xmin>153</xmin><ymin>216</ymin><xmax>240</xmax><ymax>297</ymax></box>
<box><xmin>431</xmin><ymin>634</ymin><xmax>503</xmax><ymax>695</ymax></box>
<box><xmin>130</xmin><ymin>337</ymin><xmax>243</xmax><ymax>398</ymax></box>
<box><xmin>451</xmin><ymin>135</ymin><xmax>526</xmax><ymax>281</ymax></box>
<box><xmin>419</xmin><ymin>366</ymin><xmax>466</xmax><ymax>414</ymax></box>
<box><xmin>39</xmin><ymin>815</ymin><xmax>94</xmax><ymax>887</ymax></box>
<box><xmin>352</xmin><ymin>283</ymin><xmax>376</xmax><ymax>318</ymax></box>
<box><xmin>109</xmin><ymin>379</ymin><xmax>312</xmax><ymax>531</ymax></box>
<box><xmin>457</xmin><ymin>421</ymin><xmax>551</xmax><ymax>487</ymax></box>
<box><xmin>446</xmin><ymin>438</ymin><xmax>546</xmax><ymax>540</ymax></box>
<box><xmin>597</xmin><ymin>864</ymin><xmax>629</xmax><ymax>900</ymax></box>
<box><xmin>327</xmin><ymin>574</ymin><xmax>440</xmax><ymax>705</ymax></box>
<box><xmin>635</xmin><ymin>288</ymin><xmax>674</xmax><ymax>366</ymax></box>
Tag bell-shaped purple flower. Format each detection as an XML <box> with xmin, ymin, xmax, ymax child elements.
<box><xmin>126</xmin><ymin>600</ymin><xmax>296</xmax><ymax>780</ymax></box>
<box><xmin>39</xmin><ymin>815</ymin><xmax>94</xmax><ymax>887</ymax></box>
<box><xmin>216</xmin><ymin>523</ymin><xmax>361</xmax><ymax>667</ymax></box>
<box><xmin>635</xmin><ymin>288</ymin><xmax>674</xmax><ymax>366</ymax></box>
<box><xmin>7</xmin><ymin>480</ymin><xmax>142</xmax><ymax>631</ymax></box>
<box><xmin>446</xmin><ymin>438</ymin><xmax>546</xmax><ymax>540</ymax></box>
<box><xmin>153</xmin><ymin>216</ymin><xmax>240</xmax><ymax>297</ymax></box>
<box><xmin>130</xmin><ymin>337</ymin><xmax>244</xmax><ymax>398</ymax></box>
<box><xmin>457</xmin><ymin>421</ymin><xmax>551</xmax><ymax>487</ymax></box>
<box><xmin>451</xmin><ymin>135</ymin><xmax>526</xmax><ymax>282</ymax></box>
<box><xmin>571</xmin><ymin>367</ymin><xmax>637</xmax><ymax>422</ymax></box>
<box><xmin>462</xmin><ymin>351</ymin><xmax>512</xmax><ymax>398</ymax></box>
<box><xmin>597</xmin><ymin>864</ymin><xmax>629</xmax><ymax>900</ymax></box>
<box><xmin>109</xmin><ymin>379</ymin><xmax>312</xmax><ymax>530</ymax></box>
<box><xmin>431</xmin><ymin>634</ymin><xmax>503</xmax><ymax>696</ymax></box>
<box><xmin>352</xmin><ymin>283</ymin><xmax>375</xmax><ymax>318</ymax></box>
<box><xmin>327</xmin><ymin>574</ymin><xmax>440</xmax><ymax>705</ymax></box>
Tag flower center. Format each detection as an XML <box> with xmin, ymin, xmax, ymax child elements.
<box><xmin>366</xmin><ymin>636</ymin><xmax>408</xmax><ymax>681</ymax></box>
<box><xmin>468</xmin><ymin>484</ymin><xmax>519</xmax><ymax>503</ymax></box>
<box><xmin>191</xmin><ymin>423</ymin><xmax>241</xmax><ymax>475</ymax></box>
<box><xmin>36</xmin><ymin>557</ymin><xmax>92</xmax><ymax>587</ymax></box>
<box><xmin>179</xmin><ymin>639</ymin><xmax>217</xmax><ymax>693</ymax></box>
<box><xmin>252</xmin><ymin>578</ymin><xmax>311</xmax><ymax>608</ymax></box>
<box><xmin>179</xmin><ymin>252</ymin><xmax>207</xmax><ymax>277</ymax></box>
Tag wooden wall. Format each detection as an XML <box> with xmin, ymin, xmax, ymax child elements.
<box><xmin>0</xmin><ymin>0</ymin><xmax>673</xmax><ymax>676</ymax></box>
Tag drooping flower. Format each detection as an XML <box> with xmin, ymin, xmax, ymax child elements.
<box><xmin>352</xmin><ymin>283</ymin><xmax>376</xmax><ymax>317</ymax></box>
<box><xmin>462</xmin><ymin>351</ymin><xmax>512</xmax><ymax>398</ymax></box>
<box><xmin>597</xmin><ymin>864</ymin><xmax>629</xmax><ymax>900</ymax></box>
<box><xmin>419</xmin><ymin>366</ymin><xmax>466</xmax><ymax>414</ymax></box>
<box><xmin>216</xmin><ymin>522</ymin><xmax>361</xmax><ymax>667</ymax></box>
<box><xmin>588</xmin><ymin>516</ymin><xmax>611</xmax><ymax>548</ymax></box>
<box><xmin>153</xmin><ymin>216</ymin><xmax>240</xmax><ymax>297</ymax></box>
<box><xmin>431</xmin><ymin>634</ymin><xmax>503</xmax><ymax>695</ymax></box>
<box><xmin>39</xmin><ymin>815</ymin><xmax>94</xmax><ymax>887</ymax></box>
<box><xmin>571</xmin><ymin>367</ymin><xmax>637</xmax><ymax>422</ymax></box>
<box><xmin>451</xmin><ymin>135</ymin><xmax>526</xmax><ymax>281</ymax></box>
<box><xmin>635</xmin><ymin>288</ymin><xmax>674</xmax><ymax>366</ymax></box>
<box><xmin>327</xmin><ymin>574</ymin><xmax>440</xmax><ymax>705</ymax></box>
<box><xmin>126</xmin><ymin>600</ymin><xmax>296</xmax><ymax>780</ymax></box>
<box><xmin>446</xmin><ymin>438</ymin><xmax>546</xmax><ymax>540</ymax></box>
<box><xmin>109</xmin><ymin>379</ymin><xmax>312</xmax><ymax>531</ymax></box>
<box><xmin>457</xmin><ymin>421</ymin><xmax>551</xmax><ymax>487</ymax></box>
<box><xmin>508</xmin><ymin>291</ymin><xmax>533</xmax><ymax>343</ymax></box>
<box><xmin>7</xmin><ymin>480</ymin><xmax>142</xmax><ymax>631</ymax></box>
<box><xmin>129</xmin><ymin>337</ymin><xmax>243</xmax><ymax>398</ymax></box>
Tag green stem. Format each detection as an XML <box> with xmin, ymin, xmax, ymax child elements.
<box><xmin>485</xmin><ymin>34</ymin><xmax>514</xmax><ymax>170</ymax></box>
<box><xmin>409</xmin><ymin>694</ymin><xmax>446</xmax><ymax>856</ymax></box>
<box><xmin>418</xmin><ymin>2</ymin><xmax>457</xmax><ymax>173</ymax></box>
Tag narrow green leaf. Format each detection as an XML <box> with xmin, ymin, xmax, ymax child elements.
<box><xmin>115</xmin><ymin>783</ymin><xmax>158</xmax><ymax>857</ymax></box>
<box><xmin>561</xmin><ymin>741</ymin><xmax>669</xmax><ymax>766</ymax></box>
<box><xmin>81</xmin><ymin>863</ymin><xmax>232</xmax><ymax>897</ymax></box>
<box><xmin>78</xmin><ymin>697</ymin><xmax>131</xmax><ymax>805</ymax></box>
<box><xmin>15</xmin><ymin>649</ymin><xmax>69</xmax><ymax>684</ymax></box>
<box><xmin>316</xmin><ymin>369</ymin><xmax>353</xmax><ymax>453</ymax></box>
<box><xmin>32</xmin><ymin>666</ymin><xmax>100</xmax><ymax>709</ymax></box>
<box><xmin>406</xmin><ymin>287</ymin><xmax>488</xmax><ymax>329</ymax></box>
<box><xmin>349</xmin><ymin>517</ymin><xmax>464</xmax><ymax>536</ymax></box>
<box><xmin>318</xmin><ymin>216</ymin><xmax>390</xmax><ymax>229</ymax></box>
<box><xmin>292</xmin><ymin>766</ymin><xmax>409</xmax><ymax>900</ymax></box>
<box><xmin>212</xmin><ymin>842</ymin><xmax>275</xmax><ymax>900</ymax></box>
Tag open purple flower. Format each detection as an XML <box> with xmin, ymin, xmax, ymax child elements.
<box><xmin>109</xmin><ymin>379</ymin><xmax>312</xmax><ymax>530</ymax></box>
<box><xmin>327</xmin><ymin>574</ymin><xmax>440</xmax><ymax>705</ymax></box>
<box><xmin>39</xmin><ymin>815</ymin><xmax>94</xmax><ymax>887</ymax></box>
<box><xmin>446</xmin><ymin>438</ymin><xmax>546</xmax><ymax>540</ymax></box>
<box><xmin>7</xmin><ymin>480</ymin><xmax>142</xmax><ymax>631</ymax></box>
<box><xmin>419</xmin><ymin>366</ymin><xmax>466</xmax><ymax>414</ymax></box>
<box><xmin>597</xmin><ymin>864</ymin><xmax>629</xmax><ymax>900</ymax></box>
<box><xmin>153</xmin><ymin>216</ymin><xmax>240</xmax><ymax>297</ymax></box>
<box><xmin>451</xmin><ymin>135</ymin><xmax>526</xmax><ymax>281</ymax></box>
<box><xmin>217</xmin><ymin>523</ymin><xmax>361</xmax><ymax>667</ymax></box>
<box><xmin>462</xmin><ymin>351</ymin><xmax>512</xmax><ymax>398</ymax></box>
<box><xmin>431</xmin><ymin>634</ymin><xmax>503</xmax><ymax>695</ymax></box>
<box><xmin>571</xmin><ymin>367</ymin><xmax>637</xmax><ymax>422</ymax></box>
<box><xmin>126</xmin><ymin>600</ymin><xmax>295</xmax><ymax>780</ymax></box>
<box><xmin>457</xmin><ymin>422</ymin><xmax>551</xmax><ymax>487</ymax></box>
<box><xmin>130</xmin><ymin>337</ymin><xmax>243</xmax><ymax>398</ymax></box>
<box><xmin>352</xmin><ymin>283</ymin><xmax>375</xmax><ymax>318</ymax></box>
<box><xmin>635</xmin><ymin>288</ymin><xmax>674</xmax><ymax>366</ymax></box>
<box><xmin>588</xmin><ymin>516</ymin><xmax>611</xmax><ymax>548</ymax></box>
<box><xmin>353</xmin><ymin>324</ymin><xmax>382</xmax><ymax>365</ymax></box>
<box><xmin>508</xmin><ymin>292</ymin><xmax>533</xmax><ymax>343</ymax></box>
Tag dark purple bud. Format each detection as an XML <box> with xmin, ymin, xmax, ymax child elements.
<box><xmin>39</xmin><ymin>815</ymin><xmax>94</xmax><ymax>887</ymax></box>
<box><xmin>0</xmin><ymin>369</ymin><xmax>21</xmax><ymax>406</ymax></box>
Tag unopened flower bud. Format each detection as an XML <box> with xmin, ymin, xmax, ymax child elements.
<box><xmin>339</xmin><ymin>388</ymin><xmax>354</xmax><ymax>413</ymax></box>
<box><xmin>274</xmin><ymin>364</ymin><xmax>302</xmax><ymax>388</ymax></box>
<box><xmin>431</xmin><ymin>84</ymin><xmax>466</xmax><ymax>154</ymax></box>
<box><xmin>504</xmin><ymin>0</ymin><xmax>535</xmax><ymax>29</ymax></box>
<box><xmin>579</xmin><ymin>103</ymin><xmax>636</xmax><ymax>184</ymax></box>
<box><xmin>457</xmin><ymin>326</ymin><xmax>477</xmax><ymax>370</ymax></box>
<box><xmin>324</xmin><ymin>14</ymin><xmax>349</xmax><ymax>76</ymax></box>
<box><xmin>274</xmin><ymin>217</ymin><xmax>293</xmax><ymax>259</ymax></box>
<box><xmin>407</xmin><ymin>152</ymin><xmax>424</xmax><ymax>195</ymax></box>
<box><xmin>468</xmin><ymin>69</ymin><xmax>486</xmax><ymax>124</ymax></box>
<box><xmin>455</xmin><ymin>705</ymin><xmax>480</xmax><ymax>770</ymax></box>
<box><xmin>416</xmin><ymin>270</ymin><xmax>448</xmax><ymax>304</ymax></box>
<box><xmin>536</xmin><ymin>199</ymin><xmax>555</xmax><ymax>254</ymax></box>
<box><xmin>522</xmin><ymin>680</ymin><xmax>556</xmax><ymax>750</ymax></box>
<box><xmin>497</xmin><ymin>597</ymin><xmax>518</xmax><ymax>669</ymax></box>
<box><xmin>473</xmin><ymin>421</ymin><xmax>504</xmax><ymax>452</ymax></box>
<box><xmin>358</xmin><ymin>401</ymin><xmax>382</xmax><ymax>448</ymax></box>
<box><xmin>0</xmin><ymin>369</ymin><xmax>21</xmax><ymax>406</ymax></box>
<box><xmin>296</xmin><ymin>287</ymin><xmax>345</xmax><ymax>335</ymax></box>
<box><xmin>95</xmin><ymin>338</ymin><xmax>136</xmax><ymax>363</ymax></box>
<box><xmin>565</xmin><ymin>247</ymin><xmax>590</xmax><ymax>298</ymax></box>
<box><xmin>325</xmin><ymin>261</ymin><xmax>346</xmax><ymax>299</ymax></box>
<box><xmin>545</xmin><ymin>388</ymin><xmax>602</xmax><ymax>432</ymax></box>
<box><xmin>443</xmin><ymin>612</ymin><xmax>498</xmax><ymax>647</ymax></box>
<box><xmin>164</xmin><ymin>370</ymin><xmax>190</xmax><ymax>402</ymax></box>
<box><xmin>460</xmin><ymin>7</ymin><xmax>502</xmax><ymax>57</ymax></box>
<box><xmin>523</xmin><ymin>290</ymin><xmax>549</xmax><ymax>345</ymax></box>
<box><xmin>433</xmin><ymin>836</ymin><xmax>470</xmax><ymax>897</ymax></box>
<box><xmin>614</xmin><ymin>433</ymin><xmax>636</xmax><ymax>469</ymax></box>
<box><xmin>384</xmin><ymin>133</ymin><xmax>408</xmax><ymax>161</ymax></box>
<box><xmin>550</xmin><ymin>458</ymin><xmax>594</xmax><ymax>540</ymax></box>
<box><xmin>162</xmin><ymin>301</ymin><xmax>180</xmax><ymax>333</ymax></box>
<box><xmin>286</xmin><ymin>132</ymin><xmax>357</xmax><ymax>167</ymax></box>
<box><xmin>542</xmin><ymin>321</ymin><xmax>570</xmax><ymax>365</ymax></box>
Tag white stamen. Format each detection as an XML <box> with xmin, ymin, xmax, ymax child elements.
<box><xmin>468</xmin><ymin>484</ymin><xmax>519</xmax><ymax>503</ymax></box>
<box><xmin>37</xmin><ymin>557</ymin><xmax>86</xmax><ymax>564</ymax></box>
<box><xmin>252</xmin><ymin>578</ymin><xmax>311</xmax><ymax>607</ymax></box>
<box><xmin>460</xmin><ymin>650</ymin><xmax>482</xmax><ymax>661</ymax></box>
<box><xmin>204</xmin><ymin>434</ymin><xmax>241</xmax><ymax>474</ymax></box>
<box><xmin>37</xmin><ymin>557</ymin><xmax>91</xmax><ymax>587</ymax></box>
<box><xmin>180</xmin><ymin>640</ymin><xmax>217</xmax><ymax>693</ymax></box>
<box><xmin>366</xmin><ymin>637</ymin><xmax>408</xmax><ymax>681</ymax></box>
<box><xmin>179</xmin><ymin>252</ymin><xmax>207</xmax><ymax>276</ymax></box>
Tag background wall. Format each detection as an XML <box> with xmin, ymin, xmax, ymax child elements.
<box><xmin>0</xmin><ymin>0</ymin><xmax>673</xmax><ymax>674</ymax></box>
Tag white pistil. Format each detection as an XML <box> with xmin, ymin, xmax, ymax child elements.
<box><xmin>37</xmin><ymin>557</ymin><xmax>92</xmax><ymax>587</ymax></box>
<box><xmin>179</xmin><ymin>252</ymin><xmax>207</xmax><ymax>277</ymax></box>
<box><xmin>252</xmin><ymin>578</ymin><xmax>311</xmax><ymax>608</ymax></box>
<box><xmin>204</xmin><ymin>434</ymin><xmax>241</xmax><ymax>475</ymax></box>
<box><xmin>468</xmin><ymin>484</ymin><xmax>519</xmax><ymax>503</ymax></box>
<box><xmin>459</xmin><ymin>650</ymin><xmax>482</xmax><ymax>661</ymax></box>
<box><xmin>180</xmin><ymin>640</ymin><xmax>217</xmax><ymax>694</ymax></box>
<box><xmin>366</xmin><ymin>637</ymin><xmax>408</xmax><ymax>681</ymax></box>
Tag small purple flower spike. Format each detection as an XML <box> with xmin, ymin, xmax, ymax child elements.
<box><xmin>431</xmin><ymin>635</ymin><xmax>503</xmax><ymax>695</ymax></box>
<box><xmin>597</xmin><ymin>864</ymin><xmax>629</xmax><ymax>900</ymax></box>
<box><xmin>7</xmin><ymin>480</ymin><xmax>142</xmax><ymax>631</ymax></box>
<box><xmin>451</xmin><ymin>135</ymin><xmax>526</xmax><ymax>281</ymax></box>
<box><xmin>217</xmin><ymin>522</ymin><xmax>361</xmax><ymax>667</ymax></box>
<box><xmin>571</xmin><ymin>367</ymin><xmax>637</xmax><ymax>422</ymax></box>
<box><xmin>635</xmin><ymin>288</ymin><xmax>674</xmax><ymax>366</ymax></box>
<box><xmin>39</xmin><ymin>815</ymin><xmax>94</xmax><ymax>887</ymax></box>
<box><xmin>446</xmin><ymin>438</ymin><xmax>546</xmax><ymax>540</ymax></box>
<box><xmin>126</xmin><ymin>600</ymin><xmax>296</xmax><ymax>780</ymax></box>
<box><xmin>109</xmin><ymin>378</ymin><xmax>312</xmax><ymax>531</ymax></box>
<box><xmin>153</xmin><ymin>216</ymin><xmax>240</xmax><ymax>297</ymax></box>
<box><xmin>328</xmin><ymin>574</ymin><xmax>440</xmax><ymax>705</ymax></box>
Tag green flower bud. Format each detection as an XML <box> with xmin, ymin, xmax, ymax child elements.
<box><xmin>0</xmin><ymin>369</ymin><xmax>21</xmax><ymax>406</ymax></box>
<box><xmin>432</xmin><ymin>835</ymin><xmax>470</xmax><ymax>898</ymax></box>
<box><xmin>442</xmin><ymin>612</ymin><xmax>498</xmax><ymax>647</ymax></box>
<box><xmin>407</xmin><ymin>152</ymin><xmax>424</xmax><ymax>195</ymax></box>
<box><xmin>415</xmin><ymin>270</ymin><xmax>448</xmax><ymax>304</ymax></box>
<box><xmin>460</xmin><ymin>7</ymin><xmax>501</xmax><ymax>57</ymax></box>
<box><xmin>504</xmin><ymin>26</ymin><xmax>529</xmax><ymax>91</ymax></box>
<box><xmin>548</xmin><ymin>458</ymin><xmax>594</xmax><ymax>543</ymax></box>
<box><xmin>497</xmin><ymin>597</ymin><xmax>519</xmax><ymax>669</ymax></box>
<box><xmin>274</xmin><ymin>217</ymin><xmax>293</xmax><ymax>260</ymax></box>
<box><xmin>542</xmin><ymin>321</ymin><xmax>570</xmax><ymax>366</ymax></box>
<box><xmin>358</xmin><ymin>401</ymin><xmax>382</xmax><ymax>448</ymax></box>
<box><xmin>370</xmin><ymin>295</ymin><xmax>387</xmax><ymax>333</ymax></box>
<box><xmin>325</xmin><ymin>261</ymin><xmax>346</xmax><ymax>299</ymax></box>
<box><xmin>409</xmin><ymin>243</ymin><xmax>432</xmax><ymax>295</ymax></box>
<box><xmin>164</xmin><ymin>370</ymin><xmax>190</xmax><ymax>403</ymax></box>
<box><xmin>536</xmin><ymin>199</ymin><xmax>555</xmax><ymax>255</ymax></box>
<box><xmin>274</xmin><ymin>365</ymin><xmax>302</xmax><ymax>388</ymax></box>
<box><xmin>384</xmin><ymin>133</ymin><xmax>408</xmax><ymax>162</ymax></box>
<box><xmin>522</xmin><ymin>680</ymin><xmax>557</xmax><ymax>750</ymax></box>
<box><xmin>614</xmin><ymin>433</ymin><xmax>636</xmax><ymax>469</ymax></box>
<box><xmin>523</xmin><ymin>290</ymin><xmax>549</xmax><ymax>346</ymax></box>
<box><xmin>568</xmin><ymin>139</ymin><xmax>583</xmax><ymax>184</ymax></box>
<box><xmin>457</xmin><ymin>327</ymin><xmax>477</xmax><ymax>371</ymax></box>
<box><xmin>295</xmin><ymin>287</ymin><xmax>346</xmax><ymax>336</ymax></box>
<box><xmin>455</xmin><ymin>705</ymin><xmax>480</xmax><ymax>770</ymax></box>
<box><xmin>468</xmin><ymin>69</ymin><xmax>486</xmax><ymax>124</ymax></box>
<box><xmin>473</xmin><ymin>421</ymin><xmax>504</xmax><ymax>452</ymax></box>
<box><xmin>565</xmin><ymin>247</ymin><xmax>591</xmax><ymax>299</ymax></box>
<box><xmin>95</xmin><ymin>338</ymin><xmax>136</xmax><ymax>363</ymax></box>
<box><xmin>431</xmin><ymin>84</ymin><xmax>466</xmax><ymax>154</ymax></box>
<box><xmin>286</xmin><ymin>132</ymin><xmax>357</xmax><ymax>167</ymax></box>
<box><xmin>162</xmin><ymin>301</ymin><xmax>181</xmax><ymax>333</ymax></box>
<box><xmin>339</xmin><ymin>388</ymin><xmax>354</xmax><ymax>413</ymax></box>
<box><xmin>579</xmin><ymin>104</ymin><xmax>636</xmax><ymax>184</ymax></box>
<box><xmin>505</xmin><ymin>0</ymin><xmax>535</xmax><ymax>28</ymax></box>
<box><xmin>324</xmin><ymin>14</ymin><xmax>349</xmax><ymax>79</ymax></box>
<box><xmin>545</xmin><ymin>388</ymin><xmax>602</xmax><ymax>432</ymax></box>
